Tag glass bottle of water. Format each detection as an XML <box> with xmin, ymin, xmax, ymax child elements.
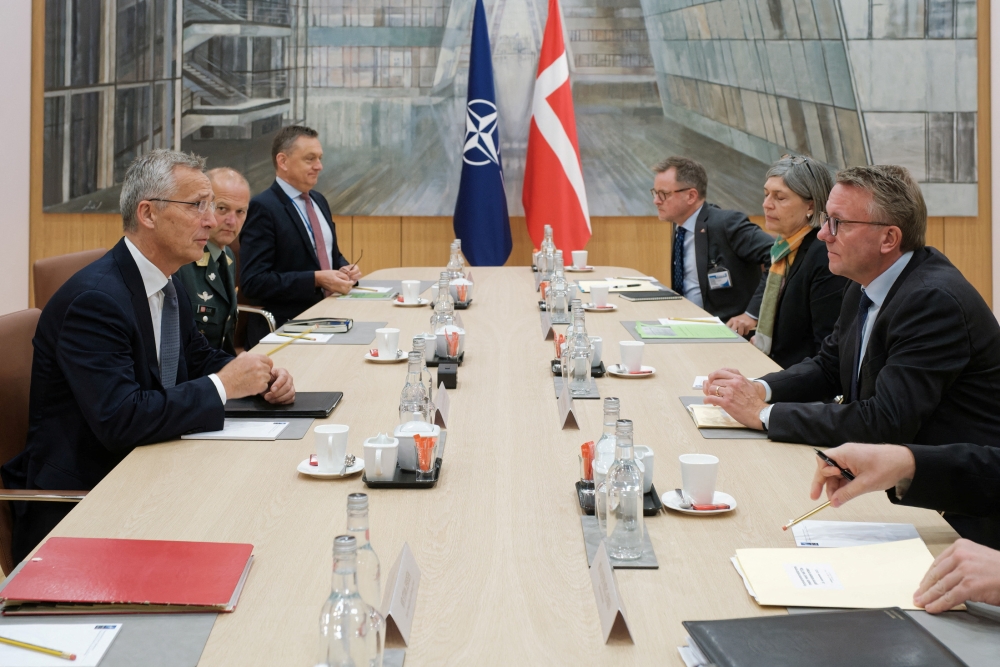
<box><xmin>446</xmin><ymin>242</ymin><xmax>464</xmax><ymax>281</ymax></box>
<box><xmin>453</xmin><ymin>239</ymin><xmax>466</xmax><ymax>277</ymax></box>
<box><xmin>347</xmin><ymin>494</ymin><xmax>381</xmax><ymax>614</ymax></box>
<box><xmin>566</xmin><ymin>304</ymin><xmax>593</xmax><ymax>396</ymax></box>
<box><xmin>593</xmin><ymin>397</ymin><xmax>620</xmax><ymax>535</ymax></box>
<box><xmin>605</xmin><ymin>419</ymin><xmax>644</xmax><ymax>560</ymax></box>
<box><xmin>539</xmin><ymin>225</ymin><xmax>555</xmax><ymax>280</ymax></box>
<box><xmin>318</xmin><ymin>535</ymin><xmax>384</xmax><ymax>667</ymax></box>
<box><xmin>411</xmin><ymin>335</ymin><xmax>433</xmax><ymax>406</ymax></box>
<box><xmin>429</xmin><ymin>272</ymin><xmax>455</xmax><ymax>332</ymax></box>
<box><xmin>398</xmin><ymin>352</ymin><xmax>427</xmax><ymax>424</ymax></box>
<box><xmin>547</xmin><ymin>251</ymin><xmax>570</xmax><ymax>324</ymax></box>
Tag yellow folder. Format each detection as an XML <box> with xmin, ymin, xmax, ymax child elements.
<box><xmin>735</xmin><ymin>538</ymin><xmax>950</xmax><ymax>610</ymax></box>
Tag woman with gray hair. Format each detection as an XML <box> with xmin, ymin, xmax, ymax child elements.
<box><xmin>730</xmin><ymin>154</ymin><xmax>848</xmax><ymax>368</ymax></box>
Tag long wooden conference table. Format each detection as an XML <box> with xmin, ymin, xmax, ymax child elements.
<box><xmin>47</xmin><ymin>266</ymin><xmax>960</xmax><ymax>665</ymax></box>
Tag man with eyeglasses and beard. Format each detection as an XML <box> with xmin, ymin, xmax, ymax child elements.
<box><xmin>702</xmin><ymin>164</ymin><xmax>1000</xmax><ymax>548</ymax></box>
<box><xmin>651</xmin><ymin>157</ymin><xmax>775</xmax><ymax>326</ymax></box>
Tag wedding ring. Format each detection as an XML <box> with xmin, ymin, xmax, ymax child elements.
<box><xmin>715</xmin><ymin>385</ymin><xmax>722</xmax><ymax>397</ymax></box>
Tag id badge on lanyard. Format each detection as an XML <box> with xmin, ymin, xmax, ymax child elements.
<box><xmin>707</xmin><ymin>263</ymin><xmax>732</xmax><ymax>290</ymax></box>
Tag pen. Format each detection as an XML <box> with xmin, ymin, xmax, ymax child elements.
<box><xmin>0</xmin><ymin>634</ymin><xmax>76</xmax><ymax>660</ymax></box>
<box><xmin>264</xmin><ymin>326</ymin><xmax>318</xmax><ymax>356</ymax></box>
<box><xmin>666</xmin><ymin>317</ymin><xmax>721</xmax><ymax>324</ymax></box>
<box><xmin>351</xmin><ymin>286</ymin><xmax>379</xmax><ymax>292</ymax></box>
<box><xmin>613</xmin><ymin>276</ymin><xmax>650</xmax><ymax>281</ymax></box>
<box><xmin>781</xmin><ymin>451</ymin><xmax>856</xmax><ymax>531</ymax></box>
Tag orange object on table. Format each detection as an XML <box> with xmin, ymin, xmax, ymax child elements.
<box><xmin>553</xmin><ymin>333</ymin><xmax>565</xmax><ymax>359</ymax></box>
<box><xmin>540</xmin><ymin>281</ymin><xmax>549</xmax><ymax>299</ymax></box>
<box><xmin>415</xmin><ymin>435</ymin><xmax>437</xmax><ymax>472</ymax></box>
<box><xmin>457</xmin><ymin>284</ymin><xmax>468</xmax><ymax>302</ymax></box>
<box><xmin>580</xmin><ymin>441</ymin><xmax>594</xmax><ymax>480</ymax></box>
<box><xmin>446</xmin><ymin>331</ymin><xmax>460</xmax><ymax>356</ymax></box>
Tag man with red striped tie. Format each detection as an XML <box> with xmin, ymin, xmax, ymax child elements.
<box><xmin>240</xmin><ymin>126</ymin><xmax>361</xmax><ymax>347</ymax></box>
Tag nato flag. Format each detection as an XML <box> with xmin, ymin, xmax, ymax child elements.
<box><xmin>452</xmin><ymin>0</ymin><xmax>513</xmax><ymax>266</ymax></box>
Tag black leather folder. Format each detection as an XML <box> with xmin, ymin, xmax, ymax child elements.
<box><xmin>224</xmin><ymin>392</ymin><xmax>343</xmax><ymax>418</ymax></box>
<box><xmin>683</xmin><ymin>607</ymin><xmax>968</xmax><ymax>667</ymax></box>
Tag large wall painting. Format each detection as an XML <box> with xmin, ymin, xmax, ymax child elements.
<box><xmin>43</xmin><ymin>0</ymin><xmax>977</xmax><ymax>217</ymax></box>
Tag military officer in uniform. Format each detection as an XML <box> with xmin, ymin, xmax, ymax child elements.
<box><xmin>176</xmin><ymin>167</ymin><xmax>249</xmax><ymax>354</ymax></box>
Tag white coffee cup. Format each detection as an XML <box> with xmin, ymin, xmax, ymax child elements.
<box><xmin>572</xmin><ymin>250</ymin><xmax>588</xmax><ymax>269</ymax></box>
<box><xmin>590</xmin><ymin>336</ymin><xmax>603</xmax><ymax>367</ymax></box>
<box><xmin>315</xmin><ymin>424</ymin><xmax>349</xmax><ymax>473</ymax></box>
<box><xmin>393</xmin><ymin>421</ymin><xmax>441</xmax><ymax>471</ymax></box>
<box><xmin>401</xmin><ymin>280</ymin><xmax>421</xmax><ymax>303</ymax></box>
<box><xmin>420</xmin><ymin>333</ymin><xmax>437</xmax><ymax>361</ymax></box>
<box><xmin>634</xmin><ymin>445</ymin><xmax>654</xmax><ymax>493</ymax></box>
<box><xmin>590</xmin><ymin>283</ymin><xmax>610</xmax><ymax>308</ymax></box>
<box><xmin>375</xmin><ymin>327</ymin><xmax>400</xmax><ymax>358</ymax></box>
<box><xmin>363</xmin><ymin>433</ymin><xmax>398</xmax><ymax>481</ymax></box>
<box><xmin>620</xmin><ymin>340</ymin><xmax>644</xmax><ymax>373</ymax></box>
<box><xmin>679</xmin><ymin>453</ymin><xmax>719</xmax><ymax>504</ymax></box>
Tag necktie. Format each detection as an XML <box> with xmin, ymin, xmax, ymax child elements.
<box><xmin>849</xmin><ymin>291</ymin><xmax>874</xmax><ymax>402</ymax></box>
<box><xmin>300</xmin><ymin>194</ymin><xmax>332</xmax><ymax>271</ymax></box>
<box><xmin>672</xmin><ymin>225</ymin><xmax>687</xmax><ymax>296</ymax></box>
<box><xmin>160</xmin><ymin>278</ymin><xmax>180</xmax><ymax>389</ymax></box>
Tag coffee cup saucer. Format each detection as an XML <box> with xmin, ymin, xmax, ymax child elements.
<box><xmin>393</xmin><ymin>297</ymin><xmax>429</xmax><ymax>307</ymax></box>
<box><xmin>583</xmin><ymin>303</ymin><xmax>617</xmax><ymax>312</ymax></box>
<box><xmin>297</xmin><ymin>457</ymin><xmax>365</xmax><ymax>479</ymax></box>
<box><xmin>662</xmin><ymin>490</ymin><xmax>736</xmax><ymax>515</ymax></box>
<box><xmin>607</xmin><ymin>364</ymin><xmax>655</xmax><ymax>377</ymax></box>
<box><xmin>566</xmin><ymin>266</ymin><xmax>595</xmax><ymax>272</ymax></box>
<box><xmin>364</xmin><ymin>349</ymin><xmax>406</xmax><ymax>363</ymax></box>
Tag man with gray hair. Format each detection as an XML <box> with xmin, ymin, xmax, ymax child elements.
<box><xmin>701</xmin><ymin>164</ymin><xmax>1000</xmax><ymax>548</ymax></box>
<box><xmin>1</xmin><ymin>149</ymin><xmax>296</xmax><ymax>562</ymax></box>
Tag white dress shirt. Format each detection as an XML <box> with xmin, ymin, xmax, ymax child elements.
<box><xmin>756</xmin><ymin>251</ymin><xmax>914</xmax><ymax>428</ymax></box>
<box><xmin>124</xmin><ymin>238</ymin><xmax>227</xmax><ymax>403</ymax></box>
<box><xmin>276</xmin><ymin>177</ymin><xmax>336</xmax><ymax>268</ymax></box>
<box><xmin>679</xmin><ymin>206</ymin><xmax>703</xmax><ymax>308</ymax></box>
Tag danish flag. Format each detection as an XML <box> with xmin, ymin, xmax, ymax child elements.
<box><xmin>523</xmin><ymin>0</ymin><xmax>591</xmax><ymax>252</ymax></box>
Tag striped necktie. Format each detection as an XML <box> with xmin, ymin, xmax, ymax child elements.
<box><xmin>672</xmin><ymin>225</ymin><xmax>687</xmax><ymax>296</ymax></box>
<box><xmin>160</xmin><ymin>278</ymin><xmax>180</xmax><ymax>389</ymax></box>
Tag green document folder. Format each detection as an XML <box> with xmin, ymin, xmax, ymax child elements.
<box><xmin>635</xmin><ymin>321</ymin><xmax>739</xmax><ymax>340</ymax></box>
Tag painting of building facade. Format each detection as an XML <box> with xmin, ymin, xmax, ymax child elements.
<box><xmin>43</xmin><ymin>0</ymin><xmax>978</xmax><ymax>217</ymax></box>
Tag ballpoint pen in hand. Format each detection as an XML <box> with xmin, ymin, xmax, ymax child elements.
<box><xmin>781</xmin><ymin>450</ymin><xmax>857</xmax><ymax>530</ymax></box>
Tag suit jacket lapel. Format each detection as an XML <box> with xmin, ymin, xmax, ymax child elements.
<box><xmin>203</xmin><ymin>253</ymin><xmax>230</xmax><ymax>305</ymax></box>
<box><xmin>693</xmin><ymin>205</ymin><xmax>710</xmax><ymax>297</ymax></box>
<box><xmin>270</xmin><ymin>181</ymin><xmax>320</xmax><ymax>270</ymax></box>
<box><xmin>112</xmin><ymin>239</ymin><xmax>161</xmax><ymax>385</ymax></box>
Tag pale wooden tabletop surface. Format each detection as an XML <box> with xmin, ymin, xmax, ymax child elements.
<box><xmin>47</xmin><ymin>266</ymin><xmax>959</xmax><ymax>666</ymax></box>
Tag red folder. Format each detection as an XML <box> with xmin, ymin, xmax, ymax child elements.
<box><xmin>0</xmin><ymin>537</ymin><xmax>254</xmax><ymax>615</ymax></box>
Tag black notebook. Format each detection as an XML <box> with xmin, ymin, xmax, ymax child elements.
<box><xmin>618</xmin><ymin>289</ymin><xmax>681</xmax><ymax>302</ymax></box>
<box><xmin>683</xmin><ymin>608</ymin><xmax>968</xmax><ymax>667</ymax></box>
<box><xmin>224</xmin><ymin>392</ymin><xmax>343</xmax><ymax>418</ymax></box>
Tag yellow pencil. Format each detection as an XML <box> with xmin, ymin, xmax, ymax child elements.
<box><xmin>781</xmin><ymin>500</ymin><xmax>832</xmax><ymax>531</ymax></box>
<box><xmin>667</xmin><ymin>317</ymin><xmax>722</xmax><ymax>324</ymax></box>
<box><xmin>350</xmin><ymin>286</ymin><xmax>379</xmax><ymax>292</ymax></box>
<box><xmin>0</xmin><ymin>634</ymin><xmax>76</xmax><ymax>660</ymax></box>
<box><xmin>264</xmin><ymin>326</ymin><xmax>318</xmax><ymax>356</ymax></box>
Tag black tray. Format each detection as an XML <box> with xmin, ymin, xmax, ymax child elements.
<box><xmin>427</xmin><ymin>351</ymin><xmax>464</xmax><ymax>367</ymax></box>
<box><xmin>454</xmin><ymin>298</ymin><xmax>473</xmax><ymax>310</ymax></box>
<box><xmin>552</xmin><ymin>360</ymin><xmax>606</xmax><ymax>378</ymax></box>
<box><xmin>363</xmin><ymin>458</ymin><xmax>442</xmax><ymax>489</ymax></box>
<box><xmin>576</xmin><ymin>481</ymin><xmax>661</xmax><ymax>516</ymax></box>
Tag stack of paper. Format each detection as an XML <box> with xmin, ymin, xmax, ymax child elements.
<box><xmin>576</xmin><ymin>279</ymin><xmax>659</xmax><ymax>293</ymax></box>
<box><xmin>259</xmin><ymin>332</ymin><xmax>334</xmax><ymax>345</ymax></box>
<box><xmin>636</xmin><ymin>321</ymin><xmax>738</xmax><ymax>340</ymax></box>
<box><xmin>687</xmin><ymin>404</ymin><xmax>744</xmax><ymax>429</ymax></box>
<box><xmin>791</xmin><ymin>520</ymin><xmax>920</xmax><ymax>548</ymax></box>
<box><xmin>732</xmin><ymin>538</ymin><xmax>937</xmax><ymax>610</ymax></box>
<box><xmin>0</xmin><ymin>623</ymin><xmax>121</xmax><ymax>666</ymax></box>
<box><xmin>180</xmin><ymin>420</ymin><xmax>289</xmax><ymax>440</ymax></box>
<box><xmin>342</xmin><ymin>286</ymin><xmax>395</xmax><ymax>298</ymax></box>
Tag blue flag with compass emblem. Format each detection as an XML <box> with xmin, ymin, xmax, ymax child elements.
<box><xmin>452</xmin><ymin>0</ymin><xmax>512</xmax><ymax>266</ymax></box>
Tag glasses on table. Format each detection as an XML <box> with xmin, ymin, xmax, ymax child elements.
<box><xmin>819</xmin><ymin>212</ymin><xmax>894</xmax><ymax>236</ymax></box>
<box><xmin>149</xmin><ymin>198</ymin><xmax>217</xmax><ymax>215</ymax></box>
<box><xmin>650</xmin><ymin>187</ymin><xmax>695</xmax><ymax>202</ymax></box>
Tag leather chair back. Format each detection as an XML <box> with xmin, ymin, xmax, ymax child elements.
<box><xmin>0</xmin><ymin>309</ymin><xmax>41</xmax><ymax>574</ymax></box>
<box><xmin>33</xmin><ymin>248</ymin><xmax>106</xmax><ymax>309</ymax></box>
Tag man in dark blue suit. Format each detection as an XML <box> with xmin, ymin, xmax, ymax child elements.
<box><xmin>1</xmin><ymin>150</ymin><xmax>296</xmax><ymax>562</ymax></box>
<box><xmin>239</xmin><ymin>125</ymin><xmax>362</xmax><ymax>347</ymax></box>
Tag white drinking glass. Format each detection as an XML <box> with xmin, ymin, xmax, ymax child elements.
<box><xmin>315</xmin><ymin>424</ymin><xmax>350</xmax><ymax>473</ymax></box>
<box><xmin>375</xmin><ymin>327</ymin><xmax>400</xmax><ymax>358</ymax></box>
<box><xmin>619</xmin><ymin>340</ymin><xmax>644</xmax><ymax>373</ymax></box>
<box><xmin>571</xmin><ymin>250</ymin><xmax>588</xmax><ymax>269</ymax></box>
<box><xmin>401</xmin><ymin>280</ymin><xmax>421</xmax><ymax>303</ymax></box>
<box><xmin>590</xmin><ymin>283</ymin><xmax>610</xmax><ymax>307</ymax></box>
<box><xmin>679</xmin><ymin>453</ymin><xmax>719</xmax><ymax>504</ymax></box>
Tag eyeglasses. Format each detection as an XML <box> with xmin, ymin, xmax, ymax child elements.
<box><xmin>650</xmin><ymin>187</ymin><xmax>694</xmax><ymax>202</ymax></box>
<box><xmin>780</xmin><ymin>153</ymin><xmax>808</xmax><ymax>164</ymax></box>
<box><xmin>149</xmin><ymin>198</ymin><xmax>216</xmax><ymax>214</ymax></box>
<box><xmin>819</xmin><ymin>212</ymin><xmax>893</xmax><ymax>236</ymax></box>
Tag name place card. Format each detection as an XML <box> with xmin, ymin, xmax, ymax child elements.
<box><xmin>381</xmin><ymin>542</ymin><xmax>421</xmax><ymax>647</ymax></box>
<box><xmin>557</xmin><ymin>383</ymin><xmax>579</xmax><ymax>430</ymax></box>
<box><xmin>434</xmin><ymin>382</ymin><xmax>450</xmax><ymax>429</ymax></box>
<box><xmin>590</xmin><ymin>541</ymin><xmax>633</xmax><ymax>643</ymax></box>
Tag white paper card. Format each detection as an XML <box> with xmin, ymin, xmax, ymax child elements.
<box><xmin>589</xmin><ymin>541</ymin><xmax>633</xmax><ymax>643</ymax></box>
<box><xmin>434</xmin><ymin>382</ymin><xmax>450</xmax><ymax>428</ymax></box>
<box><xmin>0</xmin><ymin>623</ymin><xmax>122</xmax><ymax>666</ymax></box>
<box><xmin>540</xmin><ymin>312</ymin><xmax>555</xmax><ymax>340</ymax></box>
<box><xmin>730</xmin><ymin>556</ymin><xmax>757</xmax><ymax>598</ymax></box>
<box><xmin>693</xmin><ymin>376</ymin><xmax>708</xmax><ymax>389</ymax></box>
<box><xmin>259</xmin><ymin>332</ymin><xmax>334</xmax><ymax>344</ymax></box>
<box><xmin>181</xmin><ymin>420</ymin><xmax>289</xmax><ymax>440</ymax></box>
<box><xmin>557</xmin><ymin>384</ymin><xmax>579</xmax><ymax>430</ymax></box>
<box><xmin>381</xmin><ymin>542</ymin><xmax>421</xmax><ymax>647</ymax></box>
<box><xmin>352</xmin><ymin>285</ymin><xmax>393</xmax><ymax>294</ymax></box>
<box><xmin>783</xmin><ymin>563</ymin><xmax>843</xmax><ymax>590</ymax></box>
<box><xmin>678</xmin><ymin>638</ymin><xmax>711</xmax><ymax>667</ymax></box>
<box><xmin>792</xmin><ymin>520</ymin><xmax>920</xmax><ymax>548</ymax></box>
<box><xmin>659</xmin><ymin>317</ymin><xmax>723</xmax><ymax>325</ymax></box>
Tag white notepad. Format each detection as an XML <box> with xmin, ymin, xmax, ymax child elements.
<box><xmin>0</xmin><ymin>622</ymin><xmax>121</xmax><ymax>666</ymax></box>
<box><xmin>792</xmin><ymin>520</ymin><xmax>921</xmax><ymax>548</ymax></box>
<box><xmin>181</xmin><ymin>420</ymin><xmax>289</xmax><ymax>441</ymax></box>
<box><xmin>258</xmin><ymin>332</ymin><xmax>334</xmax><ymax>345</ymax></box>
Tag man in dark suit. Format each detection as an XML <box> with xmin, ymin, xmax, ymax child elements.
<box><xmin>703</xmin><ymin>165</ymin><xmax>1000</xmax><ymax>543</ymax></box>
<box><xmin>652</xmin><ymin>157</ymin><xmax>774</xmax><ymax>322</ymax></box>
<box><xmin>239</xmin><ymin>125</ymin><xmax>361</xmax><ymax>347</ymax></box>
<box><xmin>176</xmin><ymin>167</ymin><xmax>249</xmax><ymax>354</ymax></box>
<box><xmin>809</xmin><ymin>441</ymin><xmax>1000</xmax><ymax>606</ymax></box>
<box><xmin>1</xmin><ymin>150</ymin><xmax>296</xmax><ymax>563</ymax></box>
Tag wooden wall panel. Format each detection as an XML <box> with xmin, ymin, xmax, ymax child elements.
<box><xmin>352</xmin><ymin>216</ymin><xmax>401</xmax><ymax>273</ymax></box>
<box><xmin>944</xmin><ymin>216</ymin><xmax>993</xmax><ymax>299</ymax></box>
<box><xmin>400</xmin><ymin>217</ymin><xmax>453</xmax><ymax>267</ymax></box>
<box><xmin>587</xmin><ymin>216</ymin><xmax>671</xmax><ymax>281</ymax></box>
<box><xmin>505</xmin><ymin>216</ymin><xmax>533</xmax><ymax>266</ymax></box>
<box><xmin>925</xmin><ymin>217</ymin><xmax>945</xmax><ymax>252</ymax></box>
